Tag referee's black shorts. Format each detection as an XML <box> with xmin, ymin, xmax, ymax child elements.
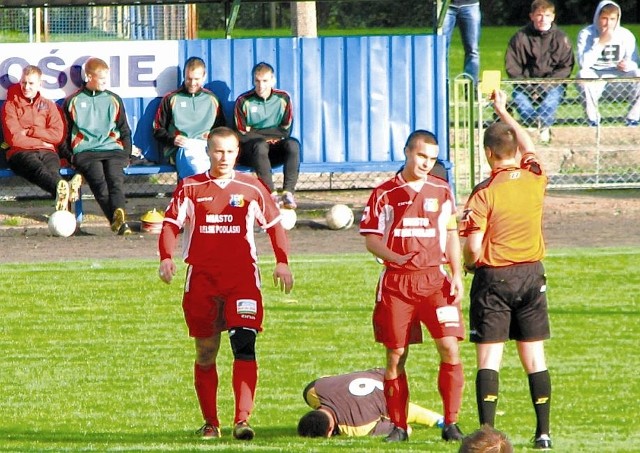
<box><xmin>469</xmin><ymin>261</ymin><xmax>550</xmax><ymax>343</ymax></box>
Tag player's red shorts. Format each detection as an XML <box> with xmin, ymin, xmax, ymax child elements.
<box><xmin>373</xmin><ymin>267</ymin><xmax>465</xmax><ymax>349</ymax></box>
<box><xmin>182</xmin><ymin>264</ymin><xmax>264</xmax><ymax>338</ymax></box>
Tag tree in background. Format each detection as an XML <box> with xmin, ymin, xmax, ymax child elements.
<box><xmin>292</xmin><ymin>2</ymin><xmax>317</xmax><ymax>37</ymax></box>
<box><xmin>195</xmin><ymin>0</ymin><xmax>640</xmax><ymax>31</ymax></box>
<box><xmin>482</xmin><ymin>0</ymin><xmax>639</xmax><ymax>25</ymax></box>
<box><xmin>197</xmin><ymin>1</ymin><xmax>433</xmax><ymax>31</ymax></box>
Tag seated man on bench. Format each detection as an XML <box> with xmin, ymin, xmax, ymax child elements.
<box><xmin>2</xmin><ymin>65</ymin><xmax>82</xmax><ymax>211</ymax></box>
<box><xmin>234</xmin><ymin>62</ymin><xmax>300</xmax><ymax>209</ymax></box>
<box><xmin>153</xmin><ymin>57</ymin><xmax>226</xmax><ymax>179</ymax></box>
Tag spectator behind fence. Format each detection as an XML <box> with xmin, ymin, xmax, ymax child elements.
<box><xmin>60</xmin><ymin>57</ymin><xmax>133</xmax><ymax>235</ymax></box>
<box><xmin>505</xmin><ymin>0</ymin><xmax>574</xmax><ymax>144</ymax></box>
<box><xmin>234</xmin><ymin>62</ymin><xmax>300</xmax><ymax>210</ymax></box>
<box><xmin>443</xmin><ymin>0</ymin><xmax>481</xmax><ymax>84</ymax></box>
<box><xmin>459</xmin><ymin>425</ymin><xmax>514</xmax><ymax>453</ymax></box>
<box><xmin>297</xmin><ymin>368</ymin><xmax>444</xmax><ymax>438</ymax></box>
<box><xmin>2</xmin><ymin>65</ymin><xmax>82</xmax><ymax>212</ymax></box>
<box><xmin>576</xmin><ymin>0</ymin><xmax>640</xmax><ymax>126</ymax></box>
<box><xmin>153</xmin><ymin>57</ymin><xmax>226</xmax><ymax>179</ymax></box>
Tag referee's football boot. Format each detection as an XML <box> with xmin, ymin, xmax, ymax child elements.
<box><xmin>384</xmin><ymin>426</ymin><xmax>408</xmax><ymax>442</ymax></box>
<box><xmin>442</xmin><ymin>423</ymin><xmax>464</xmax><ymax>441</ymax></box>
<box><xmin>195</xmin><ymin>423</ymin><xmax>221</xmax><ymax>439</ymax></box>
<box><xmin>533</xmin><ymin>434</ymin><xmax>552</xmax><ymax>450</ymax></box>
<box><xmin>233</xmin><ymin>421</ymin><xmax>255</xmax><ymax>441</ymax></box>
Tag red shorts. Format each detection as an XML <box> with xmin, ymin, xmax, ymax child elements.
<box><xmin>372</xmin><ymin>267</ymin><xmax>464</xmax><ymax>349</ymax></box>
<box><xmin>182</xmin><ymin>264</ymin><xmax>264</xmax><ymax>338</ymax></box>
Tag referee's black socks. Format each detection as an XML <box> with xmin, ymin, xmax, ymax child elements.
<box><xmin>476</xmin><ymin>368</ymin><xmax>499</xmax><ymax>426</ymax></box>
<box><xmin>528</xmin><ymin>369</ymin><xmax>551</xmax><ymax>437</ymax></box>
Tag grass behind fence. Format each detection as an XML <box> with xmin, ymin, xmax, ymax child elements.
<box><xmin>201</xmin><ymin>24</ymin><xmax>640</xmax><ymax>81</ymax></box>
<box><xmin>1</xmin><ymin>248</ymin><xmax>639</xmax><ymax>451</ymax></box>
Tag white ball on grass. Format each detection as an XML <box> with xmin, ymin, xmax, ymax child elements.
<box><xmin>48</xmin><ymin>210</ymin><xmax>77</xmax><ymax>237</ymax></box>
<box><xmin>279</xmin><ymin>208</ymin><xmax>297</xmax><ymax>230</ymax></box>
<box><xmin>325</xmin><ymin>204</ymin><xmax>355</xmax><ymax>230</ymax></box>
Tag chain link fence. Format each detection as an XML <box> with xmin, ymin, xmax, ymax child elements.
<box><xmin>0</xmin><ymin>5</ymin><xmax>191</xmax><ymax>42</ymax></box>
<box><xmin>0</xmin><ymin>169</ymin><xmax>400</xmax><ymax>202</ymax></box>
<box><xmin>451</xmin><ymin>76</ymin><xmax>640</xmax><ymax>198</ymax></box>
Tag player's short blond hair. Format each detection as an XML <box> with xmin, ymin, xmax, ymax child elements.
<box><xmin>84</xmin><ymin>57</ymin><xmax>109</xmax><ymax>76</ymax></box>
<box><xmin>184</xmin><ymin>56</ymin><xmax>206</xmax><ymax>75</ymax></box>
<box><xmin>22</xmin><ymin>65</ymin><xmax>42</xmax><ymax>78</ymax></box>
<box><xmin>252</xmin><ymin>62</ymin><xmax>275</xmax><ymax>78</ymax></box>
<box><xmin>207</xmin><ymin>126</ymin><xmax>240</xmax><ymax>148</ymax></box>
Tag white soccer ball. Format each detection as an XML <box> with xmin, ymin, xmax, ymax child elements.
<box><xmin>48</xmin><ymin>210</ymin><xmax>77</xmax><ymax>237</ymax></box>
<box><xmin>279</xmin><ymin>208</ymin><xmax>297</xmax><ymax>230</ymax></box>
<box><xmin>325</xmin><ymin>204</ymin><xmax>355</xmax><ymax>230</ymax></box>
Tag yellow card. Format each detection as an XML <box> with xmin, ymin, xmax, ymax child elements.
<box><xmin>480</xmin><ymin>70</ymin><xmax>501</xmax><ymax>95</ymax></box>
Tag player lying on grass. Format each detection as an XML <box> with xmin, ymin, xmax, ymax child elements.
<box><xmin>297</xmin><ymin>368</ymin><xmax>444</xmax><ymax>438</ymax></box>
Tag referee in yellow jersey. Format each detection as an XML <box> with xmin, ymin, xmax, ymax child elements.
<box><xmin>459</xmin><ymin>89</ymin><xmax>552</xmax><ymax>451</ymax></box>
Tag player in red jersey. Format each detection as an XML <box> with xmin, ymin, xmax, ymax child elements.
<box><xmin>359</xmin><ymin>130</ymin><xmax>465</xmax><ymax>443</ymax></box>
<box><xmin>157</xmin><ymin>126</ymin><xmax>294</xmax><ymax>441</ymax></box>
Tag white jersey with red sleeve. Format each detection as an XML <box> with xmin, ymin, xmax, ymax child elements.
<box><xmin>163</xmin><ymin>171</ymin><xmax>281</xmax><ymax>268</ymax></box>
<box><xmin>359</xmin><ymin>174</ymin><xmax>457</xmax><ymax>271</ymax></box>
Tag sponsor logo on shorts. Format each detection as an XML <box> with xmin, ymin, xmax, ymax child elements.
<box><xmin>436</xmin><ymin>305</ymin><xmax>460</xmax><ymax>327</ymax></box>
<box><xmin>236</xmin><ymin>299</ymin><xmax>257</xmax><ymax>315</ymax></box>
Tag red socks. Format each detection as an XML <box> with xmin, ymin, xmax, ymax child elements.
<box><xmin>384</xmin><ymin>373</ymin><xmax>409</xmax><ymax>430</ymax></box>
<box><xmin>438</xmin><ymin>362</ymin><xmax>464</xmax><ymax>425</ymax></box>
<box><xmin>233</xmin><ymin>359</ymin><xmax>258</xmax><ymax>423</ymax></box>
<box><xmin>194</xmin><ymin>363</ymin><xmax>219</xmax><ymax>427</ymax></box>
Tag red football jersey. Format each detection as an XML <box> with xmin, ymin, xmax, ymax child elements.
<box><xmin>359</xmin><ymin>174</ymin><xmax>457</xmax><ymax>271</ymax></box>
<box><xmin>163</xmin><ymin>171</ymin><xmax>281</xmax><ymax>268</ymax></box>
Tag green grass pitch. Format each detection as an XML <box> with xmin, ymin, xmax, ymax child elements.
<box><xmin>1</xmin><ymin>248</ymin><xmax>639</xmax><ymax>451</ymax></box>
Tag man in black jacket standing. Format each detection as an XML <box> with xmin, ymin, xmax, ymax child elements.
<box><xmin>505</xmin><ymin>0</ymin><xmax>574</xmax><ymax>144</ymax></box>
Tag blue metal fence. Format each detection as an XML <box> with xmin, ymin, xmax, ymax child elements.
<box><xmin>1</xmin><ymin>34</ymin><xmax>450</xmax><ymax>201</ymax></box>
<box><xmin>126</xmin><ymin>34</ymin><xmax>448</xmax><ymax>166</ymax></box>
